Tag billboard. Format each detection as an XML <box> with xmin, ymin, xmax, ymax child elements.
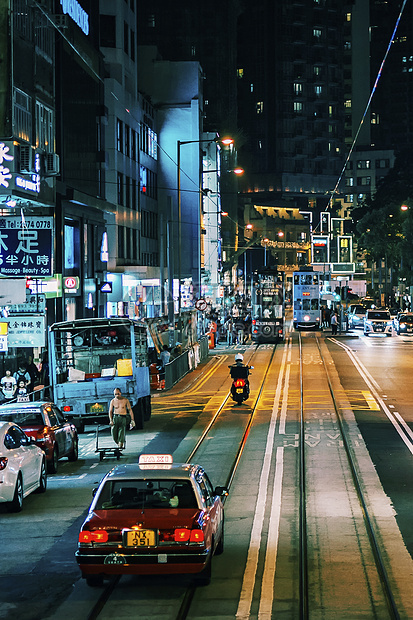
<box><xmin>0</xmin><ymin>216</ymin><xmax>53</xmax><ymax>277</ymax></box>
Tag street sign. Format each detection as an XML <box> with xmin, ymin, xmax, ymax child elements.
<box><xmin>64</xmin><ymin>276</ymin><xmax>80</xmax><ymax>293</ymax></box>
<box><xmin>195</xmin><ymin>299</ymin><xmax>208</xmax><ymax>311</ymax></box>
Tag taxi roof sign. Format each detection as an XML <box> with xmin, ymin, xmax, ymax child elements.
<box><xmin>139</xmin><ymin>454</ymin><xmax>173</xmax><ymax>465</ymax></box>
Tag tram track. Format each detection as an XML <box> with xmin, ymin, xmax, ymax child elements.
<box><xmin>84</xmin><ymin>344</ymin><xmax>278</xmax><ymax>620</ymax></box>
<box><xmin>298</xmin><ymin>332</ymin><xmax>400</xmax><ymax>620</ymax></box>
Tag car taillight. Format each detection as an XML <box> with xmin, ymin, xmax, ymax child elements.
<box><xmin>172</xmin><ymin>528</ymin><xmax>205</xmax><ymax>543</ymax></box>
<box><xmin>174</xmin><ymin>528</ymin><xmax>191</xmax><ymax>542</ymax></box>
<box><xmin>36</xmin><ymin>426</ymin><xmax>50</xmax><ymax>441</ymax></box>
<box><xmin>0</xmin><ymin>457</ymin><xmax>8</xmax><ymax>471</ymax></box>
<box><xmin>190</xmin><ymin>529</ymin><xmax>204</xmax><ymax>543</ymax></box>
<box><xmin>79</xmin><ymin>530</ymin><xmax>109</xmax><ymax>543</ymax></box>
<box><xmin>63</xmin><ymin>406</ymin><xmax>73</xmax><ymax>412</ymax></box>
<box><xmin>234</xmin><ymin>379</ymin><xmax>245</xmax><ymax>388</ymax></box>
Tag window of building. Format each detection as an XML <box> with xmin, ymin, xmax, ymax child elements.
<box><xmin>34</xmin><ymin>11</ymin><xmax>53</xmax><ymax>59</ymax></box>
<box><xmin>35</xmin><ymin>101</ymin><xmax>54</xmax><ymax>151</ymax></box>
<box><xmin>132</xmin><ymin>179</ymin><xmax>137</xmax><ymax>210</ymax></box>
<box><xmin>256</xmin><ymin>101</ymin><xmax>264</xmax><ymax>114</ymax></box>
<box><xmin>237</xmin><ymin>68</ymin><xmax>244</xmax><ymax>78</ymax></box>
<box><xmin>125</xmin><ymin>124</ymin><xmax>130</xmax><ymax>158</ymax></box>
<box><xmin>357</xmin><ymin>176</ymin><xmax>371</xmax><ymax>186</ymax></box>
<box><xmin>314</xmin><ymin>66</ymin><xmax>321</xmax><ymax>77</ymax></box>
<box><xmin>118</xmin><ymin>225</ymin><xmax>125</xmax><ymax>259</ymax></box>
<box><xmin>345</xmin><ymin>177</ymin><xmax>354</xmax><ymax>186</ymax></box>
<box><xmin>130</xmin><ymin>29</ymin><xmax>135</xmax><ymax>61</ymax></box>
<box><xmin>131</xmin><ymin>130</ymin><xmax>137</xmax><ymax>161</ymax></box>
<box><xmin>294</xmin><ymin>102</ymin><xmax>303</xmax><ymax>113</ymax></box>
<box><xmin>356</xmin><ymin>160</ymin><xmax>371</xmax><ymax>169</ymax></box>
<box><xmin>315</xmin><ymin>85</ymin><xmax>322</xmax><ymax>97</ymax></box>
<box><xmin>13</xmin><ymin>88</ymin><xmax>32</xmax><ymax>143</ymax></box>
<box><xmin>13</xmin><ymin>0</ymin><xmax>32</xmax><ymax>40</ymax></box>
<box><xmin>293</xmin><ymin>83</ymin><xmax>303</xmax><ymax>95</ymax></box>
<box><xmin>313</xmin><ymin>28</ymin><xmax>322</xmax><ymax>39</ymax></box>
<box><xmin>64</xmin><ymin>220</ymin><xmax>80</xmax><ymax>271</ymax></box>
<box><xmin>117</xmin><ymin>119</ymin><xmax>123</xmax><ymax>153</ymax></box>
<box><xmin>117</xmin><ymin>172</ymin><xmax>124</xmax><ymax>205</ymax></box>
<box><xmin>125</xmin><ymin>176</ymin><xmax>131</xmax><ymax>209</ymax></box>
<box><xmin>124</xmin><ymin>21</ymin><xmax>129</xmax><ymax>55</ymax></box>
<box><xmin>375</xmin><ymin>159</ymin><xmax>389</xmax><ymax>168</ymax></box>
<box><xmin>147</xmin><ymin>14</ymin><xmax>155</xmax><ymax>27</ymax></box>
<box><xmin>100</xmin><ymin>15</ymin><xmax>116</xmax><ymax>47</ymax></box>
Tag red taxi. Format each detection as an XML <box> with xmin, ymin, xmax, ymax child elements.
<box><xmin>76</xmin><ymin>455</ymin><xmax>227</xmax><ymax>586</ymax></box>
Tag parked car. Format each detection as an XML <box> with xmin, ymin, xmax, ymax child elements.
<box><xmin>76</xmin><ymin>454</ymin><xmax>227</xmax><ymax>587</ymax></box>
<box><xmin>0</xmin><ymin>401</ymin><xmax>78</xmax><ymax>473</ymax></box>
<box><xmin>393</xmin><ymin>312</ymin><xmax>413</xmax><ymax>335</ymax></box>
<box><xmin>0</xmin><ymin>421</ymin><xmax>47</xmax><ymax>512</ymax></box>
<box><xmin>363</xmin><ymin>309</ymin><xmax>393</xmax><ymax>337</ymax></box>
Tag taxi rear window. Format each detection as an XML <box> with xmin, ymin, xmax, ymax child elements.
<box><xmin>0</xmin><ymin>410</ymin><xmax>43</xmax><ymax>426</ymax></box>
<box><xmin>96</xmin><ymin>480</ymin><xmax>197</xmax><ymax>510</ymax></box>
<box><xmin>400</xmin><ymin>315</ymin><xmax>413</xmax><ymax>323</ymax></box>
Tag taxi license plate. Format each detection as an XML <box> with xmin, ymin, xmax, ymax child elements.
<box><xmin>236</xmin><ymin>388</ymin><xmax>244</xmax><ymax>394</ymax></box>
<box><xmin>125</xmin><ymin>529</ymin><xmax>155</xmax><ymax>547</ymax></box>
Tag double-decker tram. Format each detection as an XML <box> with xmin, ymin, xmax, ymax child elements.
<box><xmin>251</xmin><ymin>268</ymin><xmax>284</xmax><ymax>343</ymax></box>
<box><xmin>293</xmin><ymin>269</ymin><xmax>321</xmax><ymax>329</ymax></box>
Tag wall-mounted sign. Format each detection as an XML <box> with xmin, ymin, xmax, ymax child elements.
<box><xmin>64</xmin><ymin>276</ymin><xmax>80</xmax><ymax>293</ymax></box>
<box><xmin>0</xmin><ymin>315</ymin><xmax>46</xmax><ymax>347</ymax></box>
<box><xmin>0</xmin><ymin>278</ymin><xmax>26</xmax><ymax>305</ymax></box>
<box><xmin>27</xmin><ymin>275</ymin><xmax>62</xmax><ymax>299</ymax></box>
<box><xmin>0</xmin><ymin>216</ymin><xmax>53</xmax><ymax>277</ymax></box>
<box><xmin>100</xmin><ymin>282</ymin><xmax>112</xmax><ymax>293</ymax></box>
<box><xmin>60</xmin><ymin>0</ymin><xmax>89</xmax><ymax>36</ymax></box>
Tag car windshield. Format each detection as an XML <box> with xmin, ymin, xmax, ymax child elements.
<box><xmin>0</xmin><ymin>409</ymin><xmax>43</xmax><ymax>426</ymax></box>
<box><xmin>367</xmin><ymin>311</ymin><xmax>390</xmax><ymax>320</ymax></box>
<box><xmin>399</xmin><ymin>315</ymin><xmax>413</xmax><ymax>323</ymax></box>
<box><xmin>352</xmin><ymin>306</ymin><xmax>366</xmax><ymax>314</ymax></box>
<box><xmin>95</xmin><ymin>479</ymin><xmax>198</xmax><ymax>510</ymax></box>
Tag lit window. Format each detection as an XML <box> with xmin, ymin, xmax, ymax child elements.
<box><xmin>294</xmin><ymin>82</ymin><xmax>303</xmax><ymax>95</ymax></box>
<box><xmin>237</xmin><ymin>68</ymin><xmax>244</xmax><ymax>78</ymax></box>
<box><xmin>315</xmin><ymin>85</ymin><xmax>322</xmax><ymax>97</ymax></box>
<box><xmin>294</xmin><ymin>102</ymin><xmax>303</xmax><ymax>113</ymax></box>
<box><xmin>256</xmin><ymin>101</ymin><xmax>264</xmax><ymax>114</ymax></box>
<box><xmin>313</xmin><ymin>28</ymin><xmax>322</xmax><ymax>39</ymax></box>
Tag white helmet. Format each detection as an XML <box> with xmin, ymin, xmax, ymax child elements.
<box><xmin>235</xmin><ymin>353</ymin><xmax>244</xmax><ymax>362</ymax></box>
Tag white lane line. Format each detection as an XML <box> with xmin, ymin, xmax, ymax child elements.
<box><xmin>235</xmin><ymin>340</ymin><xmax>288</xmax><ymax>619</ymax></box>
<box><xmin>331</xmin><ymin>338</ymin><xmax>413</xmax><ymax>454</ymax></box>
<box><xmin>258</xmin><ymin>446</ymin><xmax>284</xmax><ymax>619</ymax></box>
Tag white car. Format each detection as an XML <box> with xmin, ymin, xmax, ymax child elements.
<box><xmin>363</xmin><ymin>309</ymin><xmax>393</xmax><ymax>337</ymax></box>
<box><xmin>0</xmin><ymin>421</ymin><xmax>47</xmax><ymax>512</ymax></box>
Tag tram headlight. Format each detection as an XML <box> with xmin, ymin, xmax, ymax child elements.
<box><xmin>304</xmin><ymin>315</ymin><xmax>310</xmax><ymax>322</ymax></box>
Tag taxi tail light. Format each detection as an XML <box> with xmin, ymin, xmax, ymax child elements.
<box><xmin>190</xmin><ymin>529</ymin><xmax>204</xmax><ymax>543</ymax></box>
<box><xmin>36</xmin><ymin>426</ymin><xmax>50</xmax><ymax>440</ymax></box>
<box><xmin>79</xmin><ymin>530</ymin><xmax>109</xmax><ymax>543</ymax></box>
<box><xmin>0</xmin><ymin>457</ymin><xmax>8</xmax><ymax>470</ymax></box>
<box><xmin>174</xmin><ymin>528</ymin><xmax>191</xmax><ymax>542</ymax></box>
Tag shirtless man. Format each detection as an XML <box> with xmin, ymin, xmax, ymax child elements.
<box><xmin>108</xmin><ymin>388</ymin><xmax>135</xmax><ymax>449</ymax></box>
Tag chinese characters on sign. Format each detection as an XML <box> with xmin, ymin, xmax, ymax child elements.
<box><xmin>0</xmin><ymin>315</ymin><xmax>46</xmax><ymax>348</ymax></box>
<box><xmin>0</xmin><ymin>217</ymin><xmax>53</xmax><ymax>277</ymax></box>
<box><xmin>0</xmin><ymin>143</ymin><xmax>13</xmax><ymax>188</ymax></box>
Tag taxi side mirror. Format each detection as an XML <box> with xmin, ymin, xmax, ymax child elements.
<box><xmin>214</xmin><ymin>486</ymin><xmax>229</xmax><ymax>498</ymax></box>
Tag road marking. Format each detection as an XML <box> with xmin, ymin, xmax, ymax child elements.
<box><xmin>331</xmin><ymin>339</ymin><xmax>413</xmax><ymax>455</ymax></box>
<box><xmin>258</xmin><ymin>446</ymin><xmax>284</xmax><ymax>619</ymax></box>
<box><xmin>236</xmin><ymin>339</ymin><xmax>288</xmax><ymax>619</ymax></box>
<box><xmin>361</xmin><ymin>390</ymin><xmax>380</xmax><ymax>410</ymax></box>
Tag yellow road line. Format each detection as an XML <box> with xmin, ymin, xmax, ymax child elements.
<box><xmin>362</xmin><ymin>390</ymin><xmax>380</xmax><ymax>410</ymax></box>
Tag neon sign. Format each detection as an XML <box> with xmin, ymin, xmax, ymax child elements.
<box><xmin>60</xmin><ymin>0</ymin><xmax>89</xmax><ymax>36</ymax></box>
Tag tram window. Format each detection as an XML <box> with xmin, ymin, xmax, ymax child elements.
<box><xmin>311</xmin><ymin>299</ymin><xmax>319</xmax><ymax>310</ymax></box>
<box><xmin>302</xmin><ymin>300</ymin><xmax>310</xmax><ymax>311</ymax></box>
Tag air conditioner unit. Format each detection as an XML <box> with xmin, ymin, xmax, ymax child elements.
<box><xmin>44</xmin><ymin>152</ymin><xmax>60</xmax><ymax>175</ymax></box>
<box><xmin>18</xmin><ymin>145</ymin><xmax>33</xmax><ymax>173</ymax></box>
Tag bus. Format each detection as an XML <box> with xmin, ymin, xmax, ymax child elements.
<box><xmin>48</xmin><ymin>317</ymin><xmax>151</xmax><ymax>432</ymax></box>
<box><xmin>251</xmin><ymin>268</ymin><xmax>284</xmax><ymax>343</ymax></box>
<box><xmin>293</xmin><ymin>270</ymin><xmax>321</xmax><ymax>329</ymax></box>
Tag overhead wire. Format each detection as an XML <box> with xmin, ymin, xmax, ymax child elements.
<box><xmin>326</xmin><ymin>0</ymin><xmax>409</xmax><ymax>212</ymax></box>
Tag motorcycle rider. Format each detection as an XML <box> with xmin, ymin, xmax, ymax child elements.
<box><xmin>228</xmin><ymin>353</ymin><xmax>251</xmax><ymax>397</ymax></box>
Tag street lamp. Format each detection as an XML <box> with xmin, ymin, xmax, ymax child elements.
<box><xmin>176</xmin><ymin>135</ymin><xmax>236</xmax><ymax>339</ymax></box>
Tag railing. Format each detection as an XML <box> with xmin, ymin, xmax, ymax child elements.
<box><xmin>164</xmin><ymin>336</ymin><xmax>209</xmax><ymax>391</ymax></box>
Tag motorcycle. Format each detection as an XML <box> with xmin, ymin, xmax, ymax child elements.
<box><xmin>230</xmin><ymin>366</ymin><xmax>253</xmax><ymax>405</ymax></box>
